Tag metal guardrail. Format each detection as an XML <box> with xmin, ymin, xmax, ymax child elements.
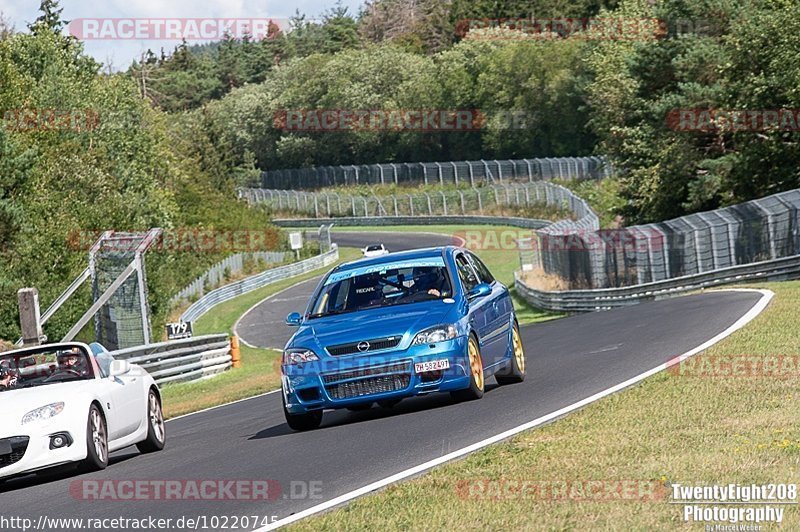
<box><xmin>271</xmin><ymin>213</ymin><xmax>800</xmax><ymax>313</ymax></box>
<box><xmin>170</xmin><ymin>251</ymin><xmax>289</xmax><ymax>308</ymax></box>
<box><xmin>272</xmin><ymin>215</ymin><xmax>551</xmax><ymax>229</ymax></box>
<box><xmin>179</xmin><ymin>246</ymin><xmax>339</xmax><ymax>323</ymax></box>
<box><xmin>110</xmin><ymin>334</ymin><xmax>232</xmax><ymax>386</ymax></box>
<box><xmin>514</xmin><ymin>255</ymin><xmax>800</xmax><ymax>312</ymax></box>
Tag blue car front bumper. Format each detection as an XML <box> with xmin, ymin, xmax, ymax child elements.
<box><xmin>282</xmin><ymin>337</ymin><xmax>471</xmax><ymax>414</ymax></box>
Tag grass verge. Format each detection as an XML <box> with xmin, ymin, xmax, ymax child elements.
<box><xmin>158</xmin><ymin>247</ymin><xmax>362</xmax><ymax>419</ymax></box>
<box><xmin>288</xmin><ymin>281</ymin><xmax>800</xmax><ymax>530</ymax></box>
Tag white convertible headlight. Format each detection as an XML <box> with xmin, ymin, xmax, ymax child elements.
<box><xmin>22</xmin><ymin>402</ymin><xmax>65</xmax><ymax>425</ymax></box>
<box><xmin>413</xmin><ymin>325</ymin><xmax>457</xmax><ymax>345</ymax></box>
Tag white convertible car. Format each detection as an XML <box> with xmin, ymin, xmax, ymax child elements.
<box><xmin>0</xmin><ymin>342</ymin><xmax>165</xmax><ymax>480</ymax></box>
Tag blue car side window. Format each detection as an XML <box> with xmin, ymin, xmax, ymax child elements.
<box><xmin>467</xmin><ymin>252</ymin><xmax>495</xmax><ymax>285</ymax></box>
<box><xmin>455</xmin><ymin>254</ymin><xmax>479</xmax><ymax>292</ymax></box>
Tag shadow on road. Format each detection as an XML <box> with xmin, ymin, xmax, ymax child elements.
<box><xmin>0</xmin><ymin>450</ymin><xmax>140</xmax><ymax>494</ymax></box>
<box><xmin>249</xmin><ymin>383</ymin><xmax>500</xmax><ymax>440</ymax></box>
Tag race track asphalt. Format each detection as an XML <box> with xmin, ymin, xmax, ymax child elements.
<box><xmin>0</xmin><ymin>230</ymin><xmax>768</xmax><ymax>531</ymax></box>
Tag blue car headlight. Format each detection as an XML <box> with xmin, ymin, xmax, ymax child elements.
<box><xmin>283</xmin><ymin>348</ymin><xmax>320</xmax><ymax>365</ymax></box>
<box><xmin>22</xmin><ymin>402</ymin><xmax>65</xmax><ymax>425</ymax></box>
<box><xmin>413</xmin><ymin>325</ymin><xmax>457</xmax><ymax>345</ymax></box>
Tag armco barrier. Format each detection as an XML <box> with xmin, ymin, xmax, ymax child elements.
<box><xmin>111</xmin><ymin>334</ymin><xmax>232</xmax><ymax>385</ymax></box>
<box><xmin>274</xmin><ymin>216</ymin><xmax>800</xmax><ymax>313</ymax></box>
<box><xmin>515</xmin><ymin>255</ymin><xmax>800</xmax><ymax>312</ymax></box>
<box><xmin>170</xmin><ymin>251</ymin><xmax>289</xmax><ymax>308</ymax></box>
<box><xmin>179</xmin><ymin>245</ymin><xmax>339</xmax><ymax>323</ymax></box>
<box><xmin>272</xmin><ymin>215</ymin><xmax>550</xmax><ymax>229</ymax></box>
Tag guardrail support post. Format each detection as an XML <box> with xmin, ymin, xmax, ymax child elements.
<box><xmin>18</xmin><ymin>288</ymin><xmax>44</xmax><ymax>347</ymax></box>
<box><xmin>230</xmin><ymin>335</ymin><xmax>242</xmax><ymax>368</ymax></box>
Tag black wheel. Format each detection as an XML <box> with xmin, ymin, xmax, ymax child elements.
<box><xmin>81</xmin><ymin>405</ymin><xmax>108</xmax><ymax>472</ymax></box>
<box><xmin>283</xmin><ymin>393</ymin><xmax>323</xmax><ymax>431</ymax></box>
<box><xmin>136</xmin><ymin>390</ymin><xmax>166</xmax><ymax>453</ymax></box>
<box><xmin>451</xmin><ymin>335</ymin><xmax>485</xmax><ymax>401</ymax></box>
<box><xmin>346</xmin><ymin>403</ymin><xmax>372</xmax><ymax>412</ymax></box>
<box><xmin>377</xmin><ymin>399</ymin><xmax>401</xmax><ymax>409</ymax></box>
<box><xmin>495</xmin><ymin>322</ymin><xmax>526</xmax><ymax>385</ymax></box>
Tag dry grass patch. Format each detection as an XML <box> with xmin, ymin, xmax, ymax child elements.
<box><xmin>520</xmin><ymin>267</ymin><xmax>569</xmax><ymax>291</ymax></box>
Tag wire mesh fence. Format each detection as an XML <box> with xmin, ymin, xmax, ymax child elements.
<box><xmin>260</xmin><ymin>156</ymin><xmax>614</xmax><ymax>189</ymax></box>
<box><xmin>520</xmin><ymin>188</ymin><xmax>800</xmax><ymax>290</ymax></box>
<box><xmin>239</xmin><ymin>182</ymin><xmax>586</xmax><ymax>218</ymax></box>
<box><xmin>240</xmin><ymin>147</ymin><xmax>800</xmax><ymax>311</ymax></box>
<box><xmin>90</xmin><ymin>231</ymin><xmax>159</xmax><ymax>350</ymax></box>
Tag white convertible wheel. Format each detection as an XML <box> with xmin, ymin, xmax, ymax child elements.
<box><xmin>149</xmin><ymin>393</ymin><xmax>165</xmax><ymax>443</ymax></box>
<box><xmin>81</xmin><ymin>405</ymin><xmax>109</xmax><ymax>471</ymax></box>
<box><xmin>91</xmin><ymin>409</ymin><xmax>107</xmax><ymax>463</ymax></box>
<box><xmin>137</xmin><ymin>390</ymin><xmax>166</xmax><ymax>453</ymax></box>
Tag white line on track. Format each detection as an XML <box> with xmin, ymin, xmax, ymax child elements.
<box><xmin>232</xmin><ymin>277</ymin><xmax>321</xmax><ymax>349</ymax></box>
<box><xmin>256</xmin><ymin>288</ymin><xmax>773</xmax><ymax>531</ymax></box>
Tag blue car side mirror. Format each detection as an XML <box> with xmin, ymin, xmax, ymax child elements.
<box><xmin>467</xmin><ymin>283</ymin><xmax>491</xmax><ymax>300</ymax></box>
<box><xmin>285</xmin><ymin>312</ymin><xmax>302</xmax><ymax>326</ymax></box>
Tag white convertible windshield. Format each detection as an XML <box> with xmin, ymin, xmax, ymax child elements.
<box><xmin>0</xmin><ymin>346</ymin><xmax>95</xmax><ymax>392</ymax></box>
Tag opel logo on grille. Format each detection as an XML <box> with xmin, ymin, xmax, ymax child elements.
<box><xmin>357</xmin><ymin>341</ymin><xmax>370</xmax><ymax>352</ymax></box>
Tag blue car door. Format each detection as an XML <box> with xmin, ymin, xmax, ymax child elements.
<box><xmin>467</xmin><ymin>252</ymin><xmax>512</xmax><ymax>366</ymax></box>
<box><xmin>455</xmin><ymin>253</ymin><xmax>492</xmax><ymax>368</ymax></box>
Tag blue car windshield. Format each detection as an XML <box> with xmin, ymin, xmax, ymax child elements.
<box><xmin>310</xmin><ymin>258</ymin><xmax>453</xmax><ymax>318</ymax></box>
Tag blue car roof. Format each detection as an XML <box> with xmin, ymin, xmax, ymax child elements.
<box><xmin>335</xmin><ymin>246</ymin><xmax>457</xmax><ymax>273</ymax></box>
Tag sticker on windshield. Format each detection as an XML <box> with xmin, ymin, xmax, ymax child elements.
<box><xmin>325</xmin><ymin>258</ymin><xmax>445</xmax><ymax>285</ymax></box>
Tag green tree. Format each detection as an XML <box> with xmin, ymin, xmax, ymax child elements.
<box><xmin>29</xmin><ymin>0</ymin><xmax>66</xmax><ymax>34</ymax></box>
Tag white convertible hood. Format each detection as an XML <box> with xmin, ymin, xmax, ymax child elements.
<box><xmin>0</xmin><ymin>381</ymin><xmax>91</xmax><ymax>425</ymax></box>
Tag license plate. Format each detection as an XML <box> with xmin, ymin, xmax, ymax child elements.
<box><xmin>414</xmin><ymin>359</ymin><xmax>450</xmax><ymax>373</ymax></box>
<box><xmin>0</xmin><ymin>440</ymin><xmax>12</xmax><ymax>456</ymax></box>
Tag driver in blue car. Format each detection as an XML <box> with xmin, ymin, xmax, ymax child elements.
<box><xmin>419</xmin><ymin>268</ymin><xmax>451</xmax><ymax>298</ymax></box>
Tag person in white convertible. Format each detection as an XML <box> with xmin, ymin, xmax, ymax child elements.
<box><xmin>0</xmin><ymin>361</ymin><xmax>18</xmax><ymax>389</ymax></box>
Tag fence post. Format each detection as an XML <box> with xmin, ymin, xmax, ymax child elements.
<box><xmin>18</xmin><ymin>288</ymin><xmax>44</xmax><ymax>346</ymax></box>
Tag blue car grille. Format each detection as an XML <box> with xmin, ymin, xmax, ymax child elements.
<box><xmin>322</xmin><ymin>361</ymin><xmax>411</xmax><ymax>399</ymax></box>
<box><xmin>326</xmin><ymin>336</ymin><xmax>402</xmax><ymax>356</ymax></box>
<box><xmin>0</xmin><ymin>436</ymin><xmax>29</xmax><ymax>469</ymax></box>
<box><xmin>327</xmin><ymin>374</ymin><xmax>411</xmax><ymax>400</ymax></box>
<box><xmin>322</xmin><ymin>361</ymin><xmax>409</xmax><ymax>384</ymax></box>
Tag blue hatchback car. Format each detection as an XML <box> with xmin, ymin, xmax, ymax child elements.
<box><xmin>281</xmin><ymin>246</ymin><xmax>526</xmax><ymax>430</ymax></box>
